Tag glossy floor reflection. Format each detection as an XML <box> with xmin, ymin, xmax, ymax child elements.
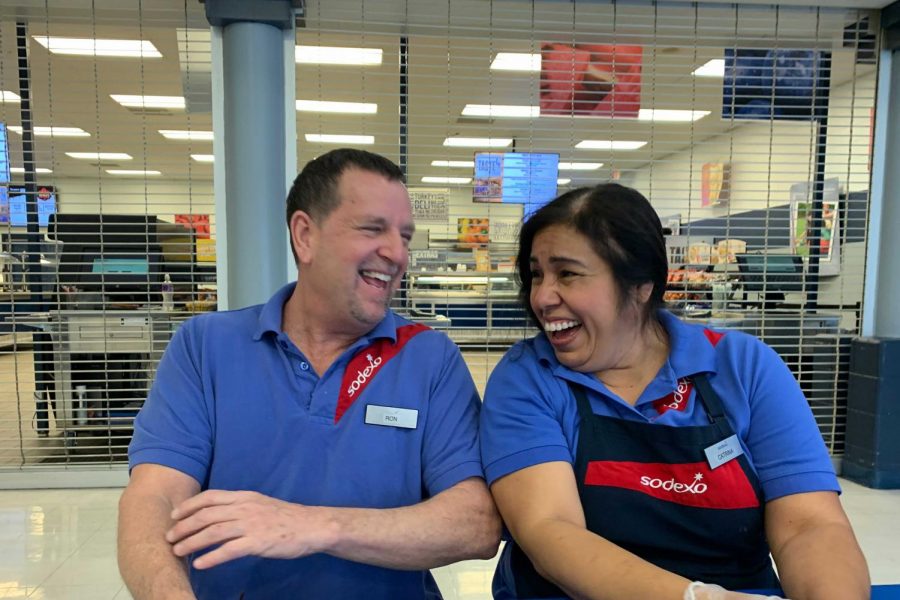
<box><xmin>0</xmin><ymin>479</ymin><xmax>896</xmax><ymax>599</ymax></box>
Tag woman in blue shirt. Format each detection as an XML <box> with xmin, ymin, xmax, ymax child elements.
<box><xmin>480</xmin><ymin>183</ymin><xmax>869</xmax><ymax>600</ymax></box>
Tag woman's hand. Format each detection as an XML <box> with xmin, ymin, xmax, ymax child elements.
<box><xmin>685</xmin><ymin>582</ymin><xmax>786</xmax><ymax>600</ymax></box>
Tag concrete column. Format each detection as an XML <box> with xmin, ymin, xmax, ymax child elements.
<box><xmin>206</xmin><ymin>0</ymin><xmax>298</xmax><ymax>309</ymax></box>
<box><xmin>844</xmin><ymin>4</ymin><xmax>900</xmax><ymax>489</ymax></box>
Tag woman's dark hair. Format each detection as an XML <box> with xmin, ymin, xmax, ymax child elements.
<box><xmin>516</xmin><ymin>183</ymin><xmax>668</xmax><ymax>328</ymax></box>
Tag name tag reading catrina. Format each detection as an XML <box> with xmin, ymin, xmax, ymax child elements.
<box><xmin>704</xmin><ymin>434</ymin><xmax>744</xmax><ymax>470</ymax></box>
<box><xmin>365</xmin><ymin>405</ymin><xmax>418</xmax><ymax>429</ymax></box>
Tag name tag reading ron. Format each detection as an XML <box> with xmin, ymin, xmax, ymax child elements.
<box><xmin>704</xmin><ymin>434</ymin><xmax>744</xmax><ymax>470</ymax></box>
<box><xmin>365</xmin><ymin>405</ymin><xmax>418</xmax><ymax>429</ymax></box>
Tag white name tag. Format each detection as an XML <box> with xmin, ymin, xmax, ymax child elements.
<box><xmin>704</xmin><ymin>434</ymin><xmax>744</xmax><ymax>470</ymax></box>
<box><xmin>365</xmin><ymin>405</ymin><xmax>418</xmax><ymax>429</ymax></box>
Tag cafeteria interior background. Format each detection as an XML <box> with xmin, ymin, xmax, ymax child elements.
<box><xmin>0</xmin><ymin>0</ymin><xmax>898</xmax><ymax>598</ymax></box>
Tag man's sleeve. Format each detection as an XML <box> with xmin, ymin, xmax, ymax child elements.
<box><xmin>420</xmin><ymin>337</ymin><xmax>485</xmax><ymax>497</ymax></box>
<box><xmin>480</xmin><ymin>345</ymin><xmax>573</xmax><ymax>487</ymax></box>
<box><xmin>737</xmin><ymin>336</ymin><xmax>840</xmax><ymax>501</ymax></box>
<box><xmin>128</xmin><ymin>320</ymin><xmax>213</xmax><ymax>486</ymax></box>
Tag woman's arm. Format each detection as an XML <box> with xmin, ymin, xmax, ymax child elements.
<box><xmin>766</xmin><ymin>491</ymin><xmax>869</xmax><ymax>600</ymax></box>
<box><xmin>491</xmin><ymin>461</ymin><xmax>693</xmax><ymax>600</ymax></box>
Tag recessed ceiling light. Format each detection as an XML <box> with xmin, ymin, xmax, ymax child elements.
<box><xmin>191</xmin><ymin>154</ymin><xmax>215</xmax><ymax>163</ymax></box>
<box><xmin>296</xmin><ymin>100</ymin><xmax>378</xmax><ymax>114</ymax></box>
<box><xmin>33</xmin><ymin>36</ymin><xmax>161</xmax><ymax>58</ymax></box>
<box><xmin>490</xmin><ymin>52</ymin><xmax>541</xmax><ymax>72</ymax></box>
<box><xmin>422</xmin><ymin>176</ymin><xmax>471</xmax><ymax>184</ymax></box>
<box><xmin>462</xmin><ymin>104</ymin><xmax>540</xmax><ymax>118</ymax></box>
<box><xmin>431</xmin><ymin>160</ymin><xmax>475</xmax><ymax>168</ymax></box>
<box><xmin>295</xmin><ymin>45</ymin><xmax>382</xmax><ymax>66</ymax></box>
<box><xmin>8</xmin><ymin>125</ymin><xmax>89</xmax><ymax>137</ymax></box>
<box><xmin>159</xmin><ymin>130</ymin><xmax>214</xmax><ymax>141</ymax></box>
<box><xmin>575</xmin><ymin>140</ymin><xmax>647</xmax><ymax>150</ymax></box>
<box><xmin>304</xmin><ymin>134</ymin><xmax>374</xmax><ymax>145</ymax></box>
<box><xmin>10</xmin><ymin>167</ymin><xmax>53</xmax><ymax>174</ymax></box>
<box><xmin>443</xmin><ymin>137</ymin><xmax>512</xmax><ymax>148</ymax></box>
<box><xmin>110</xmin><ymin>94</ymin><xmax>185</xmax><ymax>109</ymax></box>
<box><xmin>558</xmin><ymin>162</ymin><xmax>602</xmax><ymax>171</ymax></box>
<box><xmin>557</xmin><ymin>178</ymin><xmax>572</xmax><ymax>185</ymax></box>
<box><xmin>66</xmin><ymin>152</ymin><xmax>133</xmax><ymax>160</ymax></box>
<box><xmin>692</xmin><ymin>59</ymin><xmax>724</xmax><ymax>77</ymax></box>
<box><xmin>638</xmin><ymin>109</ymin><xmax>709</xmax><ymax>122</ymax></box>
<box><xmin>1</xmin><ymin>91</ymin><xmax>21</xmax><ymax>103</ymax></box>
<box><xmin>106</xmin><ymin>169</ymin><xmax>162</xmax><ymax>176</ymax></box>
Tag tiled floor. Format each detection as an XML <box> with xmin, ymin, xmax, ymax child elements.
<box><xmin>0</xmin><ymin>480</ymin><xmax>896</xmax><ymax>599</ymax></box>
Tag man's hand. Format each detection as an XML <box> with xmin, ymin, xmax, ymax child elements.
<box><xmin>166</xmin><ymin>490</ymin><xmax>335</xmax><ymax>569</ymax></box>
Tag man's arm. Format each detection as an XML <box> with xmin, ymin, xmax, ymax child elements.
<box><xmin>766</xmin><ymin>491</ymin><xmax>869</xmax><ymax>600</ymax></box>
<box><xmin>118</xmin><ymin>464</ymin><xmax>201</xmax><ymax>600</ymax></box>
<box><xmin>166</xmin><ymin>476</ymin><xmax>500</xmax><ymax>571</ymax></box>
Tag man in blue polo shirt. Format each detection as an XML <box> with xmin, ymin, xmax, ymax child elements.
<box><xmin>118</xmin><ymin>149</ymin><xmax>501</xmax><ymax>599</ymax></box>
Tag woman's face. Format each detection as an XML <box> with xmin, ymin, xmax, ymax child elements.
<box><xmin>529</xmin><ymin>224</ymin><xmax>645</xmax><ymax>374</ymax></box>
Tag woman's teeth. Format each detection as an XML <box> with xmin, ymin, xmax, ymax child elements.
<box><xmin>361</xmin><ymin>270</ymin><xmax>392</xmax><ymax>283</ymax></box>
<box><xmin>544</xmin><ymin>320</ymin><xmax>581</xmax><ymax>332</ymax></box>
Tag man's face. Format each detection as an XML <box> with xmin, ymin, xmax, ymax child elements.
<box><xmin>295</xmin><ymin>168</ymin><xmax>414</xmax><ymax>332</ymax></box>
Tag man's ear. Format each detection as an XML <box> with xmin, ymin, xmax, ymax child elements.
<box><xmin>289</xmin><ymin>210</ymin><xmax>317</xmax><ymax>265</ymax></box>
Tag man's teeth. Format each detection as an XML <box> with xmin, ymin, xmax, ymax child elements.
<box><xmin>362</xmin><ymin>270</ymin><xmax>392</xmax><ymax>283</ymax></box>
<box><xmin>544</xmin><ymin>320</ymin><xmax>581</xmax><ymax>333</ymax></box>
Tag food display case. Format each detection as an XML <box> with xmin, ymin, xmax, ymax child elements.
<box><xmin>406</xmin><ymin>270</ymin><xmax>536</xmax><ymax>345</ymax></box>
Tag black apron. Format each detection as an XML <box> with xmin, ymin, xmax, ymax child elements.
<box><xmin>506</xmin><ymin>373</ymin><xmax>779</xmax><ymax>598</ymax></box>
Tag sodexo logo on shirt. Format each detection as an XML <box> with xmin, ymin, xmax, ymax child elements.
<box><xmin>333</xmin><ymin>323</ymin><xmax>430</xmax><ymax>423</ymax></box>
<box><xmin>347</xmin><ymin>354</ymin><xmax>383</xmax><ymax>398</ymax></box>
<box><xmin>652</xmin><ymin>378</ymin><xmax>694</xmax><ymax>415</ymax></box>
<box><xmin>639</xmin><ymin>472</ymin><xmax>708</xmax><ymax>494</ymax></box>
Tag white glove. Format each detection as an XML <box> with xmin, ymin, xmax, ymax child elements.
<box><xmin>684</xmin><ymin>581</ymin><xmax>787</xmax><ymax>600</ymax></box>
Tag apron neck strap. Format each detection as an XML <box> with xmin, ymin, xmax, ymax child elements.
<box><xmin>691</xmin><ymin>372</ymin><xmax>733</xmax><ymax>437</ymax></box>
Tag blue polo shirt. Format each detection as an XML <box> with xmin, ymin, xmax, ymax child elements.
<box><xmin>480</xmin><ymin>310</ymin><xmax>839</xmax><ymax>502</ymax></box>
<box><xmin>129</xmin><ymin>283</ymin><xmax>483</xmax><ymax>599</ymax></box>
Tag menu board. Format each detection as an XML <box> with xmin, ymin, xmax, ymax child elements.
<box><xmin>473</xmin><ymin>152</ymin><xmax>559</xmax><ymax>215</ymax></box>
<box><xmin>0</xmin><ymin>185</ymin><xmax>57</xmax><ymax>227</ymax></box>
<box><xmin>0</xmin><ymin>123</ymin><xmax>9</xmax><ymax>184</ymax></box>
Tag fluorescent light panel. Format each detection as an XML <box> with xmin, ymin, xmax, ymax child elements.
<box><xmin>33</xmin><ymin>36</ymin><xmax>161</xmax><ymax>58</ymax></box>
<box><xmin>66</xmin><ymin>152</ymin><xmax>132</xmax><ymax>160</ymax></box>
<box><xmin>296</xmin><ymin>45</ymin><xmax>382</xmax><ymax>66</ymax></box>
<box><xmin>296</xmin><ymin>100</ymin><xmax>377</xmax><ymax>114</ymax></box>
<box><xmin>638</xmin><ymin>109</ymin><xmax>709</xmax><ymax>122</ymax></box>
<box><xmin>8</xmin><ymin>125</ymin><xmax>89</xmax><ymax>137</ymax></box>
<box><xmin>490</xmin><ymin>52</ymin><xmax>541</xmax><ymax>72</ymax></box>
<box><xmin>558</xmin><ymin>162</ymin><xmax>602</xmax><ymax>171</ymax></box>
<box><xmin>191</xmin><ymin>154</ymin><xmax>215</xmax><ymax>163</ymax></box>
<box><xmin>462</xmin><ymin>104</ymin><xmax>539</xmax><ymax>118</ymax></box>
<box><xmin>431</xmin><ymin>160</ymin><xmax>475</xmax><ymax>168</ymax></box>
<box><xmin>159</xmin><ymin>129</ymin><xmax>214</xmax><ymax>141</ymax></box>
<box><xmin>1</xmin><ymin>91</ymin><xmax>21</xmax><ymax>102</ymax></box>
<box><xmin>10</xmin><ymin>167</ymin><xmax>52</xmax><ymax>174</ymax></box>
<box><xmin>110</xmin><ymin>94</ymin><xmax>185</xmax><ymax>109</ymax></box>
<box><xmin>106</xmin><ymin>169</ymin><xmax>162</xmax><ymax>176</ymax></box>
<box><xmin>304</xmin><ymin>134</ymin><xmax>374</xmax><ymax>145</ymax></box>
<box><xmin>421</xmin><ymin>176</ymin><xmax>471</xmax><ymax>184</ymax></box>
<box><xmin>443</xmin><ymin>137</ymin><xmax>512</xmax><ymax>148</ymax></box>
<box><xmin>693</xmin><ymin>59</ymin><xmax>725</xmax><ymax>77</ymax></box>
<box><xmin>575</xmin><ymin>140</ymin><xmax>647</xmax><ymax>150</ymax></box>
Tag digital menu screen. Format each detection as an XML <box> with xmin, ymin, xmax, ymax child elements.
<box><xmin>473</xmin><ymin>152</ymin><xmax>559</xmax><ymax>216</ymax></box>
<box><xmin>0</xmin><ymin>186</ymin><xmax>57</xmax><ymax>227</ymax></box>
<box><xmin>0</xmin><ymin>123</ymin><xmax>9</xmax><ymax>184</ymax></box>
